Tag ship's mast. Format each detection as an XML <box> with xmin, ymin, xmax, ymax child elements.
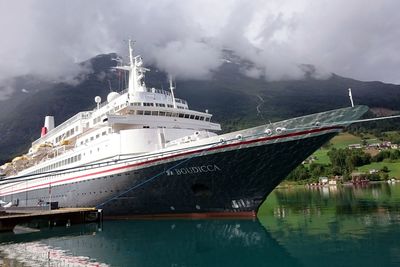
<box><xmin>169</xmin><ymin>75</ymin><xmax>177</xmax><ymax>109</ymax></box>
<box><xmin>114</xmin><ymin>40</ymin><xmax>149</xmax><ymax>98</ymax></box>
<box><xmin>128</xmin><ymin>40</ymin><xmax>135</xmax><ymax>94</ymax></box>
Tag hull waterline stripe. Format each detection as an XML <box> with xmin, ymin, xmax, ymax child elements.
<box><xmin>105</xmin><ymin>211</ymin><xmax>257</xmax><ymax>219</ymax></box>
<box><xmin>0</xmin><ymin>126</ymin><xmax>342</xmax><ymax>196</ymax></box>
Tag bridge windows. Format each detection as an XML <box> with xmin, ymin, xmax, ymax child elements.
<box><xmin>134</xmin><ymin>109</ymin><xmax>211</xmax><ymax>122</ymax></box>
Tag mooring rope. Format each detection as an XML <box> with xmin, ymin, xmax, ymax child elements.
<box><xmin>95</xmin><ymin>141</ymin><xmax>223</xmax><ymax>209</ymax></box>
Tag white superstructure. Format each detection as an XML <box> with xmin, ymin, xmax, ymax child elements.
<box><xmin>0</xmin><ymin>40</ymin><xmax>220</xmax><ymax>178</ymax></box>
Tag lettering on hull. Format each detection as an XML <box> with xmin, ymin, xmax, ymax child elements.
<box><xmin>166</xmin><ymin>164</ymin><xmax>221</xmax><ymax>176</ymax></box>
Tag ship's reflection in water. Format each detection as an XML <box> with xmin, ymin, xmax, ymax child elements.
<box><xmin>2</xmin><ymin>183</ymin><xmax>400</xmax><ymax>266</ymax></box>
<box><xmin>259</xmin><ymin>182</ymin><xmax>400</xmax><ymax>267</ymax></box>
<box><xmin>0</xmin><ymin>219</ymin><xmax>300</xmax><ymax>267</ymax></box>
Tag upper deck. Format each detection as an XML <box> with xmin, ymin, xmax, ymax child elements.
<box><xmin>30</xmin><ymin>40</ymin><xmax>221</xmax><ymax>148</ymax></box>
<box><xmin>0</xmin><ymin>40</ymin><xmax>218</xmax><ymax>177</ymax></box>
<box><xmin>32</xmin><ymin>111</ymin><xmax>92</xmax><ymax>147</ymax></box>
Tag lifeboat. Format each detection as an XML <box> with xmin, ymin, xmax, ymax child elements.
<box><xmin>29</xmin><ymin>143</ymin><xmax>53</xmax><ymax>157</ymax></box>
<box><xmin>60</xmin><ymin>139</ymin><xmax>70</xmax><ymax>146</ymax></box>
<box><xmin>0</xmin><ymin>162</ymin><xmax>14</xmax><ymax>176</ymax></box>
<box><xmin>12</xmin><ymin>155</ymin><xmax>30</xmax><ymax>170</ymax></box>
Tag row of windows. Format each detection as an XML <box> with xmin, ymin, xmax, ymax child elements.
<box><xmin>175</xmin><ymin>99</ymin><xmax>186</xmax><ymax>104</ymax></box>
<box><xmin>80</xmin><ymin>129</ymin><xmax>112</xmax><ymax>145</ymax></box>
<box><xmin>55</xmin><ymin>126</ymin><xmax>79</xmax><ymax>143</ymax></box>
<box><xmin>25</xmin><ymin>177</ymin><xmax>120</xmax><ymax>203</ymax></box>
<box><xmin>147</xmin><ymin>88</ymin><xmax>188</xmax><ymax>104</ymax></box>
<box><xmin>33</xmin><ymin>154</ymin><xmax>82</xmax><ymax>174</ymax></box>
<box><xmin>149</xmin><ymin>88</ymin><xmax>171</xmax><ymax>96</ymax></box>
<box><xmin>92</xmin><ymin>101</ymin><xmax>188</xmax><ymax>127</ymax></box>
<box><xmin>130</xmin><ymin>102</ymin><xmax>186</xmax><ymax>109</ymax></box>
<box><xmin>93</xmin><ymin>116</ymin><xmax>104</xmax><ymax>124</ymax></box>
<box><xmin>128</xmin><ymin>110</ymin><xmax>211</xmax><ymax>121</ymax></box>
<box><xmin>94</xmin><ymin>102</ymin><xmax>127</xmax><ymax>126</ymax></box>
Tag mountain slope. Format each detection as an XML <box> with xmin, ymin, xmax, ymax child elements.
<box><xmin>0</xmin><ymin>54</ymin><xmax>399</xmax><ymax>164</ymax></box>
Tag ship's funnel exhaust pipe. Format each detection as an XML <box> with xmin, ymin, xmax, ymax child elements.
<box><xmin>44</xmin><ymin>116</ymin><xmax>55</xmax><ymax>131</ymax></box>
<box><xmin>41</xmin><ymin>116</ymin><xmax>55</xmax><ymax>136</ymax></box>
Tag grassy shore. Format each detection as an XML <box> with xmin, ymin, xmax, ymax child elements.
<box><xmin>305</xmin><ymin>132</ymin><xmax>400</xmax><ymax>178</ymax></box>
<box><xmin>358</xmin><ymin>161</ymin><xmax>400</xmax><ymax>178</ymax></box>
<box><xmin>309</xmin><ymin>133</ymin><xmax>362</xmax><ymax>165</ymax></box>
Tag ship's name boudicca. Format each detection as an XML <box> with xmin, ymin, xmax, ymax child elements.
<box><xmin>167</xmin><ymin>164</ymin><xmax>221</xmax><ymax>176</ymax></box>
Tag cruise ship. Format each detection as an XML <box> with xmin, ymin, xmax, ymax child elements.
<box><xmin>0</xmin><ymin>41</ymin><xmax>369</xmax><ymax>217</ymax></box>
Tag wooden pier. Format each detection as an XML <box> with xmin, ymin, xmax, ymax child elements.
<box><xmin>0</xmin><ymin>207</ymin><xmax>103</xmax><ymax>232</ymax></box>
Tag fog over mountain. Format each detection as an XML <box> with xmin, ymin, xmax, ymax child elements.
<box><xmin>0</xmin><ymin>0</ymin><xmax>400</xmax><ymax>99</ymax></box>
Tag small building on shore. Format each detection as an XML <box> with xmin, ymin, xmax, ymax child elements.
<box><xmin>319</xmin><ymin>177</ymin><xmax>329</xmax><ymax>185</ymax></box>
<box><xmin>369</xmin><ymin>169</ymin><xmax>379</xmax><ymax>174</ymax></box>
<box><xmin>351</xmin><ymin>172</ymin><xmax>369</xmax><ymax>184</ymax></box>
<box><xmin>348</xmin><ymin>144</ymin><xmax>362</xmax><ymax>149</ymax></box>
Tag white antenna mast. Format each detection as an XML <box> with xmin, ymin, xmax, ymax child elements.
<box><xmin>169</xmin><ymin>75</ymin><xmax>177</xmax><ymax>109</ymax></box>
<box><xmin>128</xmin><ymin>39</ymin><xmax>135</xmax><ymax>95</ymax></box>
<box><xmin>348</xmin><ymin>88</ymin><xmax>354</xmax><ymax>107</ymax></box>
<box><xmin>113</xmin><ymin>40</ymin><xmax>149</xmax><ymax>99</ymax></box>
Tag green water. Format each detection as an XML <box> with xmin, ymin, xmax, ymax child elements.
<box><xmin>1</xmin><ymin>183</ymin><xmax>400</xmax><ymax>266</ymax></box>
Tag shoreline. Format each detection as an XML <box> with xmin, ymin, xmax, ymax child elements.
<box><xmin>276</xmin><ymin>179</ymin><xmax>398</xmax><ymax>189</ymax></box>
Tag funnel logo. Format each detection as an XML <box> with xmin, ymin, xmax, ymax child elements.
<box><xmin>166</xmin><ymin>164</ymin><xmax>221</xmax><ymax>176</ymax></box>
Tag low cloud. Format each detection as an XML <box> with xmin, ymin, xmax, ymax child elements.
<box><xmin>0</xmin><ymin>79</ymin><xmax>16</xmax><ymax>100</ymax></box>
<box><xmin>151</xmin><ymin>40</ymin><xmax>222</xmax><ymax>79</ymax></box>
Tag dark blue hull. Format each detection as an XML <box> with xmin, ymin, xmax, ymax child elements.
<box><xmin>4</xmin><ymin>132</ymin><xmax>336</xmax><ymax>216</ymax></box>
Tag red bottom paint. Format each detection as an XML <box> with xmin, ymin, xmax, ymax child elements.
<box><xmin>105</xmin><ymin>211</ymin><xmax>257</xmax><ymax>220</ymax></box>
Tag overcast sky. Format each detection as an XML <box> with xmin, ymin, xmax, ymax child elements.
<box><xmin>0</xmin><ymin>0</ymin><xmax>399</xmax><ymax>98</ymax></box>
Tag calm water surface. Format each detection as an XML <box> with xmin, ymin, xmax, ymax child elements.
<box><xmin>1</xmin><ymin>182</ymin><xmax>400</xmax><ymax>266</ymax></box>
